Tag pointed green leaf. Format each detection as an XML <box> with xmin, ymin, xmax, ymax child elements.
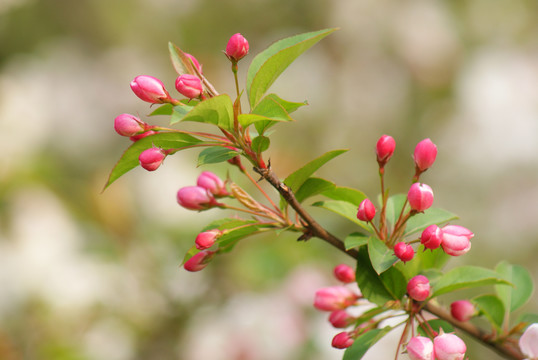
<box><xmin>322</xmin><ymin>186</ymin><xmax>367</xmax><ymax>207</ymax></box>
<box><xmin>344</xmin><ymin>232</ymin><xmax>369</xmax><ymax>250</ymax></box>
<box><xmin>251</xmin><ymin>135</ymin><xmax>270</xmax><ymax>153</ymax></box>
<box><xmin>312</xmin><ymin>200</ymin><xmax>372</xmax><ymax>233</ymax></box>
<box><xmin>247</xmin><ymin>28</ymin><xmax>338</xmax><ymax>108</ymax></box>
<box><xmin>343</xmin><ymin>327</ymin><xmax>392</xmax><ymax>360</ymax></box>
<box><xmin>405</xmin><ymin>208</ymin><xmax>458</xmax><ymax>236</ymax></box>
<box><xmin>472</xmin><ymin>294</ymin><xmax>505</xmax><ymax>329</ymax></box>
<box><xmin>179</xmin><ymin>95</ymin><xmax>234</xmax><ymax>130</ymax></box>
<box><xmin>356</xmin><ymin>246</ymin><xmax>406</xmax><ymax>305</ymax></box>
<box><xmin>197</xmin><ymin>147</ymin><xmax>240</xmax><ymax>166</ymax></box>
<box><xmin>150</xmin><ymin>103</ymin><xmax>174</xmax><ymax>116</ymax></box>
<box><xmin>104</xmin><ymin>132</ymin><xmax>202</xmax><ymax>189</ymax></box>
<box><xmin>284</xmin><ymin>149</ymin><xmax>347</xmax><ymax>191</ymax></box>
<box><xmin>171</xmin><ymin>103</ymin><xmax>197</xmax><ymax>124</ymax></box>
<box><xmin>368</xmin><ymin>237</ymin><xmax>398</xmax><ymax>274</ymax></box>
<box><xmin>495</xmin><ymin>261</ymin><xmax>534</xmax><ymax>313</ymax></box>
<box><xmin>169</xmin><ymin>41</ymin><xmax>198</xmax><ymax>75</ymax></box>
<box><xmin>294</xmin><ymin>177</ymin><xmax>335</xmax><ymax>203</ymax></box>
<box><xmin>432</xmin><ymin>266</ymin><xmax>512</xmax><ymax>298</ymax></box>
<box><xmin>251</xmin><ymin>93</ymin><xmax>305</xmax><ymax>134</ymax></box>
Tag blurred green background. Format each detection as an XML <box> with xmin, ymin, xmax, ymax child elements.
<box><xmin>1</xmin><ymin>0</ymin><xmax>537</xmax><ymax>359</ymax></box>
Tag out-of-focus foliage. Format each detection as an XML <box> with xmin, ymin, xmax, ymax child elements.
<box><xmin>0</xmin><ymin>0</ymin><xmax>537</xmax><ymax>359</ymax></box>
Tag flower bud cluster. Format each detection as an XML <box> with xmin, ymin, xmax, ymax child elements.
<box><xmin>420</xmin><ymin>224</ymin><xmax>473</xmax><ymax>257</ymax></box>
<box><xmin>177</xmin><ymin>171</ymin><xmax>228</xmax><ymax>211</ymax></box>
<box><xmin>406</xmin><ymin>333</ymin><xmax>466</xmax><ymax>360</ymax></box>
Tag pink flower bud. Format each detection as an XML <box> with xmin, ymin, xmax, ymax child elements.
<box><xmin>130</xmin><ymin>130</ymin><xmax>157</xmax><ymax>142</ymax></box>
<box><xmin>114</xmin><ymin>113</ymin><xmax>146</xmax><ymax>137</ymax></box>
<box><xmin>407</xmin><ymin>275</ymin><xmax>431</xmax><ymax>301</ymax></box>
<box><xmin>420</xmin><ymin>224</ymin><xmax>443</xmax><ymax>250</ymax></box>
<box><xmin>357</xmin><ymin>199</ymin><xmax>376</xmax><ymax>222</ymax></box>
<box><xmin>138</xmin><ymin>147</ymin><xmax>166</xmax><ymax>171</ymax></box>
<box><xmin>331</xmin><ymin>331</ymin><xmax>354</xmax><ymax>349</ymax></box>
<box><xmin>433</xmin><ymin>333</ymin><xmax>466</xmax><ymax>360</ymax></box>
<box><xmin>185</xmin><ymin>53</ymin><xmax>203</xmax><ymax>74</ymax></box>
<box><xmin>130</xmin><ymin>75</ymin><xmax>172</xmax><ymax>104</ymax></box>
<box><xmin>183</xmin><ymin>250</ymin><xmax>216</xmax><ymax>272</ymax></box>
<box><xmin>519</xmin><ymin>323</ymin><xmax>538</xmax><ymax>359</ymax></box>
<box><xmin>177</xmin><ymin>186</ymin><xmax>218</xmax><ymax>210</ymax></box>
<box><xmin>225</xmin><ymin>33</ymin><xmax>249</xmax><ymax>61</ymax></box>
<box><xmin>450</xmin><ymin>300</ymin><xmax>476</xmax><ymax>322</ymax></box>
<box><xmin>440</xmin><ymin>225</ymin><xmax>473</xmax><ymax>256</ymax></box>
<box><xmin>408</xmin><ymin>183</ymin><xmax>434</xmax><ymax>212</ymax></box>
<box><xmin>196</xmin><ymin>171</ymin><xmax>229</xmax><ymax>197</ymax></box>
<box><xmin>313</xmin><ymin>286</ymin><xmax>359</xmax><ymax>312</ymax></box>
<box><xmin>333</xmin><ymin>264</ymin><xmax>356</xmax><ymax>283</ymax></box>
<box><xmin>414</xmin><ymin>138</ymin><xmax>438</xmax><ymax>172</ymax></box>
<box><xmin>175</xmin><ymin>74</ymin><xmax>203</xmax><ymax>99</ymax></box>
<box><xmin>195</xmin><ymin>229</ymin><xmax>222</xmax><ymax>250</ymax></box>
<box><xmin>328</xmin><ymin>310</ymin><xmax>355</xmax><ymax>328</ymax></box>
<box><xmin>376</xmin><ymin>134</ymin><xmax>396</xmax><ymax>165</ymax></box>
<box><xmin>394</xmin><ymin>242</ymin><xmax>414</xmax><ymax>263</ymax></box>
<box><xmin>406</xmin><ymin>336</ymin><xmax>434</xmax><ymax>360</ymax></box>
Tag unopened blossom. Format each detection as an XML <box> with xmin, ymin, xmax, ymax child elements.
<box><xmin>407</xmin><ymin>336</ymin><xmax>434</xmax><ymax>360</ymax></box>
<box><xmin>376</xmin><ymin>134</ymin><xmax>396</xmax><ymax>166</ymax></box>
<box><xmin>357</xmin><ymin>198</ymin><xmax>376</xmax><ymax>222</ymax></box>
<box><xmin>225</xmin><ymin>33</ymin><xmax>249</xmax><ymax>61</ymax></box>
<box><xmin>195</xmin><ymin>229</ymin><xmax>222</xmax><ymax>250</ymax></box>
<box><xmin>114</xmin><ymin>113</ymin><xmax>147</xmax><ymax>137</ymax></box>
<box><xmin>450</xmin><ymin>300</ymin><xmax>476</xmax><ymax>322</ymax></box>
<box><xmin>328</xmin><ymin>310</ymin><xmax>355</xmax><ymax>328</ymax></box>
<box><xmin>313</xmin><ymin>286</ymin><xmax>359</xmax><ymax>312</ymax></box>
<box><xmin>394</xmin><ymin>242</ymin><xmax>414</xmax><ymax>263</ymax></box>
<box><xmin>130</xmin><ymin>75</ymin><xmax>172</xmax><ymax>104</ymax></box>
<box><xmin>183</xmin><ymin>250</ymin><xmax>216</xmax><ymax>272</ymax></box>
<box><xmin>185</xmin><ymin>53</ymin><xmax>202</xmax><ymax>74</ymax></box>
<box><xmin>519</xmin><ymin>323</ymin><xmax>538</xmax><ymax>360</ymax></box>
<box><xmin>407</xmin><ymin>275</ymin><xmax>430</xmax><ymax>301</ymax></box>
<box><xmin>197</xmin><ymin>171</ymin><xmax>229</xmax><ymax>197</ymax></box>
<box><xmin>421</xmin><ymin>224</ymin><xmax>443</xmax><ymax>250</ymax></box>
<box><xmin>408</xmin><ymin>183</ymin><xmax>434</xmax><ymax>212</ymax></box>
<box><xmin>414</xmin><ymin>138</ymin><xmax>437</xmax><ymax>172</ymax></box>
<box><xmin>441</xmin><ymin>225</ymin><xmax>473</xmax><ymax>256</ymax></box>
<box><xmin>175</xmin><ymin>74</ymin><xmax>203</xmax><ymax>99</ymax></box>
<box><xmin>333</xmin><ymin>264</ymin><xmax>356</xmax><ymax>283</ymax></box>
<box><xmin>177</xmin><ymin>186</ymin><xmax>219</xmax><ymax>210</ymax></box>
<box><xmin>433</xmin><ymin>333</ymin><xmax>466</xmax><ymax>360</ymax></box>
<box><xmin>331</xmin><ymin>331</ymin><xmax>354</xmax><ymax>349</ymax></box>
<box><xmin>139</xmin><ymin>147</ymin><xmax>167</xmax><ymax>171</ymax></box>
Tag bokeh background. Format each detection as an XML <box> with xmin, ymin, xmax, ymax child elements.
<box><xmin>1</xmin><ymin>0</ymin><xmax>538</xmax><ymax>359</ymax></box>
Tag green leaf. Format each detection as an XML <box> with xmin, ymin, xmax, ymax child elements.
<box><xmin>368</xmin><ymin>237</ymin><xmax>397</xmax><ymax>274</ymax></box>
<box><xmin>251</xmin><ymin>94</ymin><xmax>306</xmax><ymax>134</ymax></box>
<box><xmin>150</xmin><ymin>103</ymin><xmax>174</xmax><ymax>116</ymax></box>
<box><xmin>251</xmin><ymin>135</ymin><xmax>270</xmax><ymax>153</ymax></box>
<box><xmin>405</xmin><ymin>208</ymin><xmax>458</xmax><ymax>236</ymax></box>
<box><xmin>345</xmin><ymin>232</ymin><xmax>369</xmax><ymax>250</ymax></box>
<box><xmin>104</xmin><ymin>132</ymin><xmax>201</xmax><ymax>189</ymax></box>
<box><xmin>238</xmin><ymin>114</ymin><xmax>287</xmax><ymax>130</ymax></box>
<box><xmin>383</xmin><ymin>194</ymin><xmax>407</xmax><ymax>228</ymax></box>
<box><xmin>517</xmin><ymin>313</ymin><xmax>538</xmax><ymax>325</ymax></box>
<box><xmin>169</xmin><ymin>41</ymin><xmax>198</xmax><ymax>75</ymax></box>
<box><xmin>343</xmin><ymin>327</ymin><xmax>392</xmax><ymax>360</ymax></box>
<box><xmin>356</xmin><ymin>247</ymin><xmax>406</xmax><ymax>305</ymax></box>
<box><xmin>284</xmin><ymin>149</ymin><xmax>347</xmax><ymax>192</ymax></box>
<box><xmin>247</xmin><ymin>28</ymin><xmax>338</xmax><ymax>109</ymax></box>
<box><xmin>312</xmin><ymin>200</ymin><xmax>372</xmax><ymax>232</ymax></box>
<box><xmin>171</xmin><ymin>103</ymin><xmax>197</xmax><ymax>124</ymax></box>
<box><xmin>197</xmin><ymin>147</ymin><xmax>240</xmax><ymax>166</ymax></box>
<box><xmin>432</xmin><ymin>266</ymin><xmax>512</xmax><ymax>298</ymax></box>
<box><xmin>395</xmin><ymin>246</ymin><xmax>450</xmax><ymax>280</ymax></box>
<box><xmin>472</xmin><ymin>294</ymin><xmax>505</xmax><ymax>329</ymax></box>
<box><xmin>202</xmin><ymin>218</ymin><xmax>257</xmax><ymax>232</ymax></box>
<box><xmin>322</xmin><ymin>186</ymin><xmax>367</xmax><ymax>207</ymax></box>
<box><xmin>294</xmin><ymin>177</ymin><xmax>335</xmax><ymax>203</ymax></box>
<box><xmin>179</xmin><ymin>95</ymin><xmax>234</xmax><ymax>130</ymax></box>
<box><xmin>417</xmin><ymin>319</ymin><xmax>454</xmax><ymax>337</ymax></box>
<box><xmin>495</xmin><ymin>261</ymin><xmax>534</xmax><ymax>313</ymax></box>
